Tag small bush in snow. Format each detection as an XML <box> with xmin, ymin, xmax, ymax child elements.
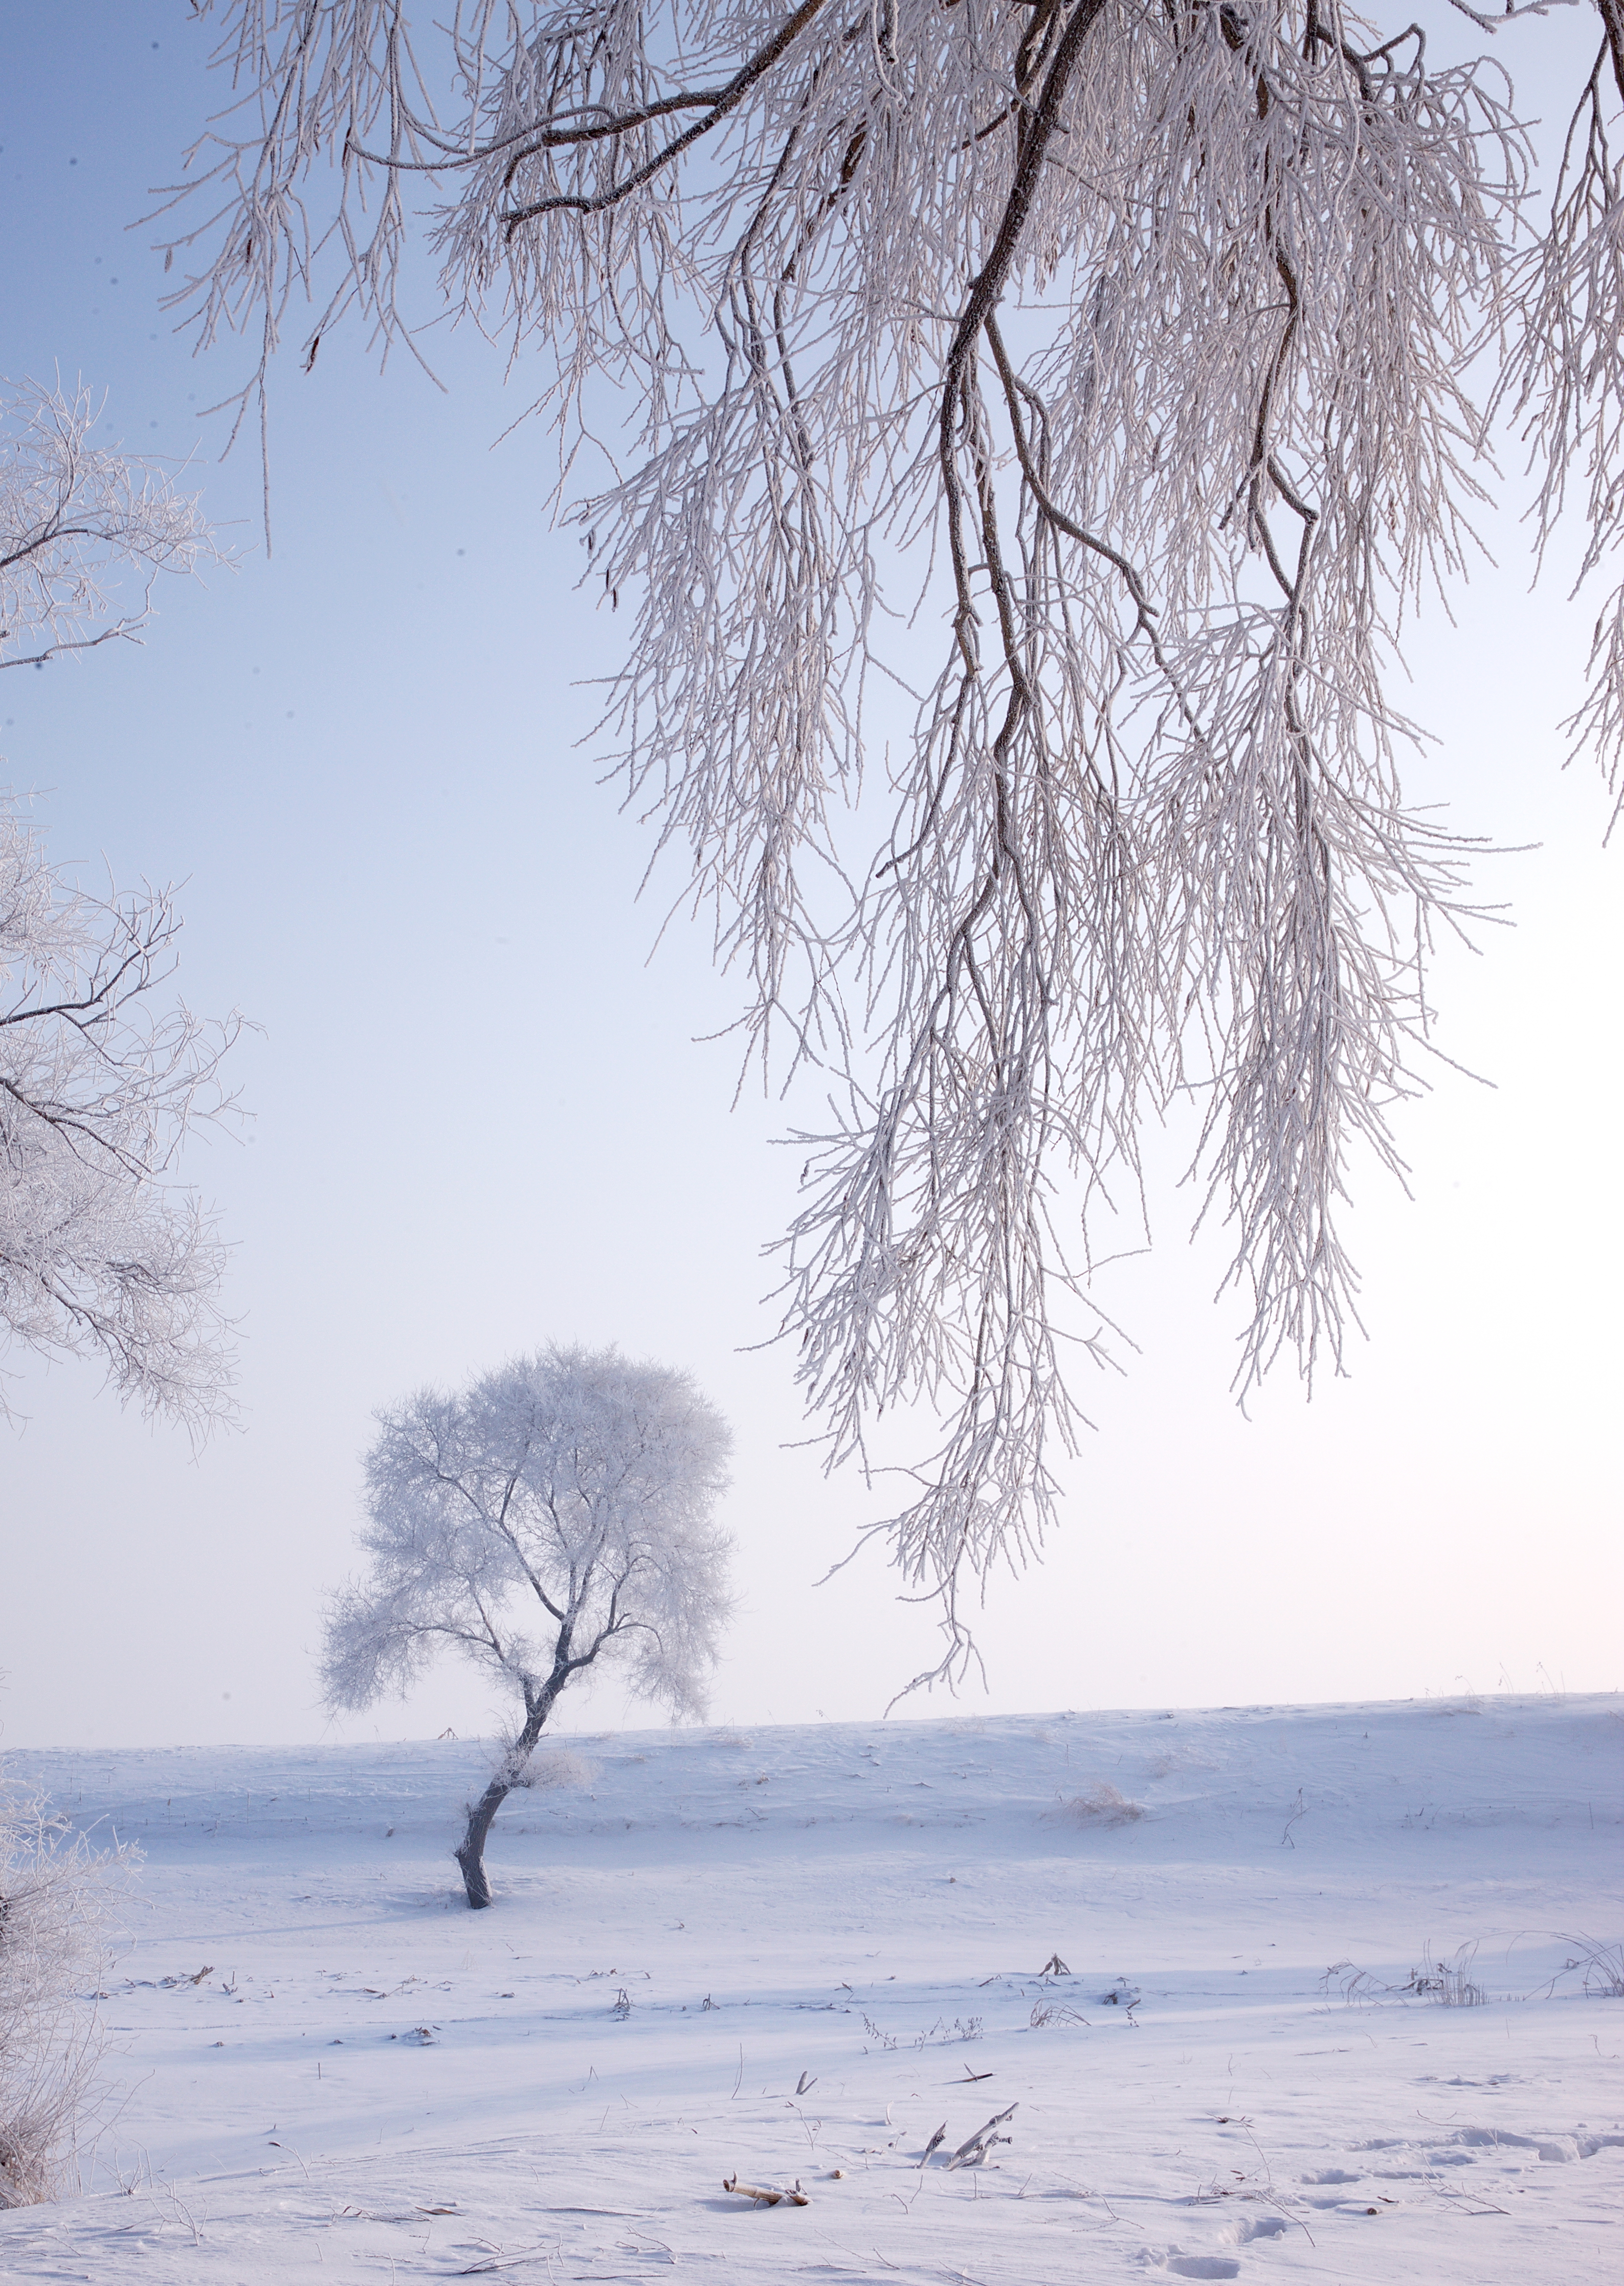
<box><xmin>1051</xmin><ymin>1782</ymin><xmax>1147</xmax><ymax>1828</ymax></box>
<box><xmin>510</xmin><ymin>1748</ymin><xmax>596</xmax><ymax>1793</ymax></box>
<box><xmin>1324</xmin><ymin>1943</ymin><xmax>1487</xmax><ymax>2008</ymax></box>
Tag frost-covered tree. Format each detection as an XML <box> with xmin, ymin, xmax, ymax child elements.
<box><xmin>1</xmin><ymin>381</ymin><xmax>219</xmax><ymax>2207</ymax></box>
<box><xmin>1</xmin><ymin>382</ymin><xmax>237</xmax><ymax>1426</ymax></box>
<box><xmin>0</xmin><ymin>808</ymin><xmax>240</xmax><ymax>1428</ymax></box>
<box><xmin>164</xmin><ymin>2</ymin><xmax>1623</xmax><ymax>1681</ymax></box>
<box><xmin>322</xmin><ymin>1345</ymin><xmax>733</xmax><ymax>1907</ymax></box>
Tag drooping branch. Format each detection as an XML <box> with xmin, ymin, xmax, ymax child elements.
<box><xmin>167</xmin><ymin>0</ymin><xmax>1618</xmax><ymax>1675</ymax></box>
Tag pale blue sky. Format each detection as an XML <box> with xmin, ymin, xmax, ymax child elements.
<box><xmin>2</xmin><ymin>4</ymin><xmax>1618</xmax><ymax>1748</ymax></box>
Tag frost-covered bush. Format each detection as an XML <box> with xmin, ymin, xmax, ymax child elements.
<box><xmin>509</xmin><ymin>1746</ymin><xmax>597</xmax><ymax>1793</ymax></box>
<box><xmin>1051</xmin><ymin>1781</ymin><xmax>1147</xmax><ymax>1828</ymax></box>
<box><xmin>0</xmin><ymin>1777</ymin><xmax>127</xmax><ymax>2209</ymax></box>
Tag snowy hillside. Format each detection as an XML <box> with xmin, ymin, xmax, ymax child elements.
<box><xmin>5</xmin><ymin>1695</ymin><xmax>1620</xmax><ymax>2282</ymax></box>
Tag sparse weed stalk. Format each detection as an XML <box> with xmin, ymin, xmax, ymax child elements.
<box><xmin>1030</xmin><ymin>2001</ymin><xmax>1091</xmax><ymax>2029</ymax></box>
<box><xmin>913</xmin><ymin>2015</ymin><xmax>984</xmax><ymax>2048</ymax></box>
<box><xmin>1555</xmin><ymin>1936</ymin><xmax>1624</xmax><ymax>1998</ymax></box>
<box><xmin>860</xmin><ymin>2015</ymin><xmax>898</xmax><ymax>2052</ymax></box>
<box><xmin>1191</xmin><ymin>2119</ymin><xmax>1316</xmax><ymax>2246</ymax></box>
<box><xmin>1403</xmin><ymin>1942</ymin><xmax>1486</xmax><ymax>2007</ymax></box>
<box><xmin>1322</xmin><ymin>1942</ymin><xmax>1485</xmax><ymax>2008</ymax></box>
<box><xmin>1320</xmin><ymin>1958</ymin><xmax>1385</xmax><ymax>2006</ymax></box>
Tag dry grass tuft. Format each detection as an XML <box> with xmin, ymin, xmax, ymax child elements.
<box><xmin>1051</xmin><ymin>1781</ymin><xmax>1147</xmax><ymax>1829</ymax></box>
<box><xmin>523</xmin><ymin>1749</ymin><xmax>597</xmax><ymax>1792</ymax></box>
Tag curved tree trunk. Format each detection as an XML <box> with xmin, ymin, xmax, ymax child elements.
<box><xmin>454</xmin><ymin>1773</ymin><xmax>513</xmax><ymax>1909</ymax></box>
<box><xmin>454</xmin><ymin>1660</ymin><xmax>573</xmax><ymax>1908</ymax></box>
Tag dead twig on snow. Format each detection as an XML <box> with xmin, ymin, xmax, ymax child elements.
<box><xmin>945</xmin><ymin>2104</ymin><xmax>1018</xmax><ymax>2170</ymax></box>
<box><xmin>722</xmin><ymin>2174</ymin><xmax>810</xmax><ymax>2206</ymax></box>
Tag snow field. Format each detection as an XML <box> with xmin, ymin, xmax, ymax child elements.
<box><xmin>2</xmin><ymin>1694</ymin><xmax>1619</xmax><ymax>2282</ymax></box>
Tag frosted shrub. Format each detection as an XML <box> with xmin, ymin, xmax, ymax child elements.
<box><xmin>510</xmin><ymin>1746</ymin><xmax>597</xmax><ymax>1792</ymax></box>
<box><xmin>0</xmin><ymin>1778</ymin><xmax>126</xmax><ymax>2209</ymax></box>
<box><xmin>1053</xmin><ymin>1781</ymin><xmax>1147</xmax><ymax>1827</ymax></box>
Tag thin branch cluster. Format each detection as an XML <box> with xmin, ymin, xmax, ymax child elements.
<box><xmin>1</xmin><ymin>379</ymin><xmax>213</xmax><ymax>672</ymax></box>
<box><xmin>167</xmin><ymin>0</ymin><xmax>1624</xmax><ymax>1678</ymax></box>
<box><xmin>1501</xmin><ymin>8</ymin><xmax>1624</xmax><ymax>829</ymax></box>
<box><xmin>0</xmin><ymin>804</ymin><xmax>240</xmax><ymax>1427</ymax></box>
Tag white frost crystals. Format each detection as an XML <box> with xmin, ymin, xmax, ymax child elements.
<box><xmin>1</xmin><ymin>378</ymin><xmax>212</xmax><ymax>673</ymax></box>
<box><xmin>1</xmin><ymin>377</ymin><xmax>239</xmax><ymax>1427</ymax></box>
<box><xmin>0</xmin><ymin>805</ymin><xmax>241</xmax><ymax>1428</ymax></box>
<box><xmin>160</xmin><ymin>5</ymin><xmax>1624</xmax><ymax>1671</ymax></box>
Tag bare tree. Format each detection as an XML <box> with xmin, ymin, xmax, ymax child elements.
<box><xmin>162</xmin><ymin>1</ymin><xmax>1623</xmax><ymax>1682</ymax></box>
<box><xmin>322</xmin><ymin>1344</ymin><xmax>733</xmax><ymax>1907</ymax></box>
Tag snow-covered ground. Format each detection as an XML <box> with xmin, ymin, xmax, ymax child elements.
<box><xmin>5</xmin><ymin>1695</ymin><xmax>1620</xmax><ymax>2282</ymax></box>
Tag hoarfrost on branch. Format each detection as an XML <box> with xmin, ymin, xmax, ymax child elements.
<box><xmin>163</xmin><ymin>0</ymin><xmax>1624</xmax><ymax>1680</ymax></box>
<box><xmin>1</xmin><ymin>381</ymin><xmax>236</xmax><ymax>1428</ymax></box>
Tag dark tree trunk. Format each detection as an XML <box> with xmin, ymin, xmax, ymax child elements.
<box><xmin>454</xmin><ymin>1663</ymin><xmax>570</xmax><ymax>1908</ymax></box>
<box><xmin>454</xmin><ymin>1775</ymin><xmax>510</xmax><ymax>1908</ymax></box>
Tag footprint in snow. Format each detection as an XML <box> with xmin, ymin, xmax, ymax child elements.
<box><xmin>1144</xmin><ymin>2216</ymin><xmax>1286</xmax><ymax>2277</ymax></box>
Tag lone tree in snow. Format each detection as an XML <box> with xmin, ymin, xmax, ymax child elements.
<box><xmin>321</xmin><ymin>1345</ymin><xmax>733</xmax><ymax>1907</ymax></box>
<box><xmin>164</xmin><ymin>1</ymin><xmax>1623</xmax><ymax>1680</ymax></box>
<box><xmin>1</xmin><ymin>379</ymin><xmax>237</xmax><ymax>1428</ymax></box>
